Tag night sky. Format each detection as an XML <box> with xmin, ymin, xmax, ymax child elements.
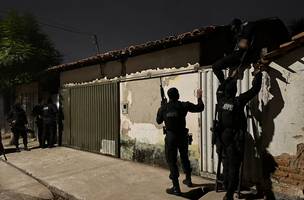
<box><xmin>1</xmin><ymin>0</ymin><xmax>303</xmax><ymax>63</ymax></box>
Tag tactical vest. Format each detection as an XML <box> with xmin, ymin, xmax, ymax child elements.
<box><xmin>43</xmin><ymin>104</ymin><xmax>57</xmax><ymax>124</ymax></box>
<box><xmin>11</xmin><ymin>109</ymin><xmax>27</xmax><ymax>127</ymax></box>
<box><xmin>163</xmin><ymin>101</ymin><xmax>187</xmax><ymax>133</ymax></box>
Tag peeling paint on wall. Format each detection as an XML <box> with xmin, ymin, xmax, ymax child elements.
<box><xmin>266</xmin><ymin>52</ymin><xmax>304</xmax><ymax>156</ymax></box>
<box><xmin>120</xmin><ymin>72</ymin><xmax>202</xmax><ymax>174</ymax></box>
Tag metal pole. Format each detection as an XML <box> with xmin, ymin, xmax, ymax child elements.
<box><xmin>93</xmin><ymin>34</ymin><xmax>101</xmax><ymax>54</ymax></box>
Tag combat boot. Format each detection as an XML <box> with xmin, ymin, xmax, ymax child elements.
<box><xmin>166</xmin><ymin>179</ymin><xmax>181</xmax><ymax>196</ymax></box>
<box><xmin>24</xmin><ymin>146</ymin><xmax>30</xmax><ymax>151</ymax></box>
<box><xmin>182</xmin><ymin>174</ymin><xmax>193</xmax><ymax>187</ymax></box>
<box><xmin>223</xmin><ymin>193</ymin><xmax>234</xmax><ymax>200</ymax></box>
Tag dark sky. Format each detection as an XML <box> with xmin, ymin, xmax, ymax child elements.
<box><xmin>1</xmin><ymin>0</ymin><xmax>304</xmax><ymax>63</ymax></box>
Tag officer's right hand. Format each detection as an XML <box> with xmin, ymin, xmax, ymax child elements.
<box><xmin>196</xmin><ymin>89</ymin><xmax>203</xmax><ymax>98</ymax></box>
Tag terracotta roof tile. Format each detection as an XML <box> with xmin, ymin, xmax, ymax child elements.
<box><xmin>47</xmin><ymin>26</ymin><xmax>218</xmax><ymax>72</ymax></box>
<box><xmin>263</xmin><ymin>32</ymin><xmax>304</xmax><ymax>60</ymax></box>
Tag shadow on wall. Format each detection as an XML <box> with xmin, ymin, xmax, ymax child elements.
<box><xmin>242</xmin><ymin>51</ymin><xmax>303</xmax><ymax>195</ymax></box>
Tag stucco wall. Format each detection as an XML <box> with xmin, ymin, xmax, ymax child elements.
<box><xmin>120</xmin><ymin>73</ymin><xmax>202</xmax><ymax>174</ymax></box>
<box><xmin>262</xmin><ymin>46</ymin><xmax>304</xmax><ymax>156</ymax></box>
<box><xmin>60</xmin><ymin>64</ymin><xmax>101</xmax><ymax>85</ymax></box>
<box><xmin>125</xmin><ymin>43</ymin><xmax>200</xmax><ymax>74</ymax></box>
<box><xmin>102</xmin><ymin>60</ymin><xmax>123</xmax><ymax>78</ymax></box>
<box><xmin>264</xmin><ymin>47</ymin><xmax>304</xmax><ymax>195</ymax></box>
<box><xmin>60</xmin><ymin>43</ymin><xmax>200</xmax><ymax>86</ymax></box>
<box><xmin>239</xmin><ymin>47</ymin><xmax>304</xmax><ymax>195</ymax></box>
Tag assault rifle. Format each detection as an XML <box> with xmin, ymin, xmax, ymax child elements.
<box><xmin>160</xmin><ymin>78</ymin><xmax>167</xmax><ymax>135</ymax></box>
<box><xmin>160</xmin><ymin>78</ymin><xmax>167</xmax><ymax>105</ymax></box>
<box><xmin>210</xmin><ymin>104</ymin><xmax>223</xmax><ymax>192</ymax></box>
<box><xmin>211</xmin><ymin>104</ymin><xmax>219</xmax><ymax>160</ymax></box>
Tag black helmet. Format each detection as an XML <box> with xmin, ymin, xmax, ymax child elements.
<box><xmin>13</xmin><ymin>103</ymin><xmax>22</xmax><ymax>110</ymax></box>
<box><xmin>230</xmin><ymin>18</ymin><xmax>242</xmax><ymax>33</ymax></box>
<box><xmin>167</xmin><ymin>87</ymin><xmax>179</xmax><ymax>100</ymax></box>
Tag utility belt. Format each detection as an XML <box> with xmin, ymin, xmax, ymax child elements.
<box><xmin>165</xmin><ymin>128</ymin><xmax>193</xmax><ymax>145</ymax></box>
<box><xmin>11</xmin><ymin>125</ymin><xmax>26</xmax><ymax>132</ymax></box>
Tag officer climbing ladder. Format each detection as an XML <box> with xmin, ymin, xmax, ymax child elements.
<box><xmin>211</xmin><ymin>17</ymin><xmax>290</xmax><ymax>200</ymax></box>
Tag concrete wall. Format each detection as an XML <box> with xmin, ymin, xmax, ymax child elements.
<box><xmin>239</xmin><ymin>46</ymin><xmax>304</xmax><ymax>195</ymax></box>
<box><xmin>125</xmin><ymin>43</ymin><xmax>200</xmax><ymax>74</ymax></box>
<box><xmin>120</xmin><ymin>73</ymin><xmax>202</xmax><ymax>174</ymax></box>
<box><xmin>60</xmin><ymin>64</ymin><xmax>101</xmax><ymax>85</ymax></box>
<box><xmin>60</xmin><ymin>43</ymin><xmax>200</xmax><ymax>85</ymax></box>
<box><xmin>262</xmin><ymin>46</ymin><xmax>304</xmax><ymax>156</ymax></box>
<box><xmin>102</xmin><ymin>60</ymin><xmax>123</xmax><ymax>78</ymax></box>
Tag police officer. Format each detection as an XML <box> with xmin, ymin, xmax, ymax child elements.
<box><xmin>0</xmin><ymin>132</ymin><xmax>5</xmax><ymax>155</ymax></box>
<box><xmin>42</xmin><ymin>97</ymin><xmax>58</xmax><ymax>148</ymax></box>
<box><xmin>213</xmin><ymin>18</ymin><xmax>255</xmax><ymax>84</ymax></box>
<box><xmin>216</xmin><ymin>69</ymin><xmax>262</xmax><ymax>200</ymax></box>
<box><xmin>32</xmin><ymin>98</ymin><xmax>44</xmax><ymax>147</ymax></box>
<box><xmin>57</xmin><ymin>96</ymin><xmax>64</xmax><ymax>146</ymax></box>
<box><xmin>156</xmin><ymin>88</ymin><xmax>204</xmax><ymax>196</ymax></box>
<box><xmin>7</xmin><ymin>103</ymin><xmax>29</xmax><ymax>151</ymax></box>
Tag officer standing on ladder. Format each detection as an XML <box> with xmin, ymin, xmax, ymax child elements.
<box><xmin>215</xmin><ymin>65</ymin><xmax>263</xmax><ymax>200</ymax></box>
<box><xmin>156</xmin><ymin>86</ymin><xmax>204</xmax><ymax>196</ymax></box>
<box><xmin>213</xmin><ymin>18</ymin><xmax>255</xmax><ymax>84</ymax></box>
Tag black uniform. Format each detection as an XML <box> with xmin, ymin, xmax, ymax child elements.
<box><xmin>7</xmin><ymin>104</ymin><xmax>28</xmax><ymax>149</ymax></box>
<box><xmin>57</xmin><ymin>105</ymin><xmax>64</xmax><ymax>146</ymax></box>
<box><xmin>0</xmin><ymin>133</ymin><xmax>4</xmax><ymax>155</ymax></box>
<box><xmin>213</xmin><ymin>18</ymin><xmax>290</xmax><ymax>84</ymax></box>
<box><xmin>213</xmin><ymin>21</ymin><xmax>255</xmax><ymax>84</ymax></box>
<box><xmin>156</xmin><ymin>98</ymin><xmax>204</xmax><ymax>182</ymax></box>
<box><xmin>216</xmin><ymin>72</ymin><xmax>262</xmax><ymax>199</ymax></box>
<box><xmin>42</xmin><ymin>102</ymin><xmax>58</xmax><ymax>148</ymax></box>
<box><xmin>32</xmin><ymin>103</ymin><xmax>44</xmax><ymax>147</ymax></box>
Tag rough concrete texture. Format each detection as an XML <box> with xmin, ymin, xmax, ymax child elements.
<box><xmin>0</xmin><ymin>160</ymin><xmax>53</xmax><ymax>200</ymax></box>
<box><xmin>2</xmin><ymin>145</ymin><xmax>300</xmax><ymax>200</ymax></box>
<box><xmin>4</xmin><ymin>147</ymin><xmax>216</xmax><ymax>200</ymax></box>
<box><xmin>120</xmin><ymin>73</ymin><xmax>202</xmax><ymax>176</ymax></box>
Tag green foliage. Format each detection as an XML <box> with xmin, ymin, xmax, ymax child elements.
<box><xmin>0</xmin><ymin>10</ymin><xmax>61</xmax><ymax>90</ymax></box>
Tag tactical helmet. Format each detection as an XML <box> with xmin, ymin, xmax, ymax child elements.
<box><xmin>167</xmin><ymin>87</ymin><xmax>180</xmax><ymax>100</ymax></box>
<box><xmin>230</xmin><ymin>18</ymin><xmax>242</xmax><ymax>34</ymax></box>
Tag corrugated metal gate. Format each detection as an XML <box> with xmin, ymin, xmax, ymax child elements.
<box><xmin>200</xmin><ymin>68</ymin><xmax>254</xmax><ymax>175</ymax></box>
<box><xmin>61</xmin><ymin>82</ymin><xmax>120</xmax><ymax>157</ymax></box>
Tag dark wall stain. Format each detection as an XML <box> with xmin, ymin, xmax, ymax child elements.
<box><xmin>121</xmin><ymin>137</ymin><xmax>200</xmax><ymax>175</ymax></box>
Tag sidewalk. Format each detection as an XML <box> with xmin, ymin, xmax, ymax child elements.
<box><xmin>2</xmin><ymin>145</ymin><xmax>226</xmax><ymax>200</ymax></box>
<box><xmin>0</xmin><ymin>159</ymin><xmax>53</xmax><ymax>200</ymax></box>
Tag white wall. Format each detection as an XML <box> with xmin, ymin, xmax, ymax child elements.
<box><xmin>265</xmin><ymin>47</ymin><xmax>304</xmax><ymax>156</ymax></box>
<box><xmin>119</xmin><ymin>72</ymin><xmax>202</xmax><ymax>172</ymax></box>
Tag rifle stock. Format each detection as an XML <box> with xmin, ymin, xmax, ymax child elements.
<box><xmin>160</xmin><ymin>78</ymin><xmax>167</xmax><ymax>135</ymax></box>
<box><xmin>160</xmin><ymin>78</ymin><xmax>167</xmax><ymax>105</ymax></box>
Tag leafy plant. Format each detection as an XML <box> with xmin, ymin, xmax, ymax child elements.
<box><xmin>0</xmin><ymin>10</ymin><xmax>61</xmax><ymax>90</ymax></box>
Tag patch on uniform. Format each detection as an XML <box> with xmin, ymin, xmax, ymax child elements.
<box><xmin>222</xmin><ymin>103</ymin><xmax>234</xmax><ymax>111</ymax></box>
<box><xmin>166</xmin><ymin>111</ymin><xmax>179</xmax><ymax>117</ymax></box>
